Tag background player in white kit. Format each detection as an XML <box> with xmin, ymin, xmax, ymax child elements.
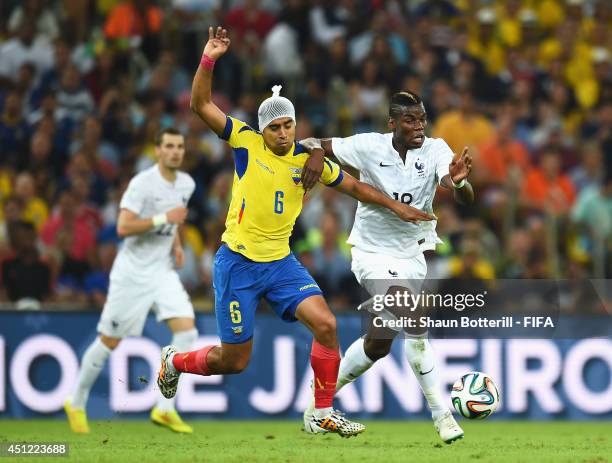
<box><xmin>64</xmin><ymin>128</ymin><xmax>198</xmax><ymax>434</ymax></box>
<box><xmin>300</xmin><ymin>91</ymin><xmax>474</xmax><ymax>443</ymax></box>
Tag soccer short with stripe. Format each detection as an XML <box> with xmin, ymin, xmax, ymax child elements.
<box><xmin>213</xmin><ymin>244</ymin><xmax>322</xmax><ymax>344</ymax></box>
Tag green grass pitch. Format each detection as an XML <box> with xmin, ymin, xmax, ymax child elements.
<box><xmin>0</xmin><ymin>420</ymin><xmax>610</xmax><ymax>462</ymax></box>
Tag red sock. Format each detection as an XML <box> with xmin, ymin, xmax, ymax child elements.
<box><xmin>310</xmin><ymin>340</ymin><xmax>340</xmax><ymax>409</ymax></box>
<box><xmin>172</xmin><ymin>345</ymin><xmax>215</xmax><ymax>376</ymax></box>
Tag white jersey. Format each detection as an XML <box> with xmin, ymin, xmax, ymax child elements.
<box><xmin>331</xmin><ymin>132</ymin><xmax>453</xmax><ymax>259</ymax></box>
<box><xmin>111</xmin><ymin>165</ymin><xmax>195</xmax><ymax>281</ymax></box>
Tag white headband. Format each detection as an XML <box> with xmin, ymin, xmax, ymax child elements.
<box><xmin>257</xmin><ymin>85</ymin><xmax>296</xmax><ymax>132</ymax></box>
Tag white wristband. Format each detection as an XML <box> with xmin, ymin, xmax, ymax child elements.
<box><xmin>152</xmin><ymin>213</ymin><xmax>168</xmax><ymax>227</ymax></box>
<box><xmin>452</xmin><ymin>178</ymin><xmax>466</xmax><ymax>189</ymax></box>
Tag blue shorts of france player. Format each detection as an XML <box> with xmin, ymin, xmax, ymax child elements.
<box><xmin>213</xmin><ymin>244</ymin><xmax>323</xmax><ymax>344</ymax></box>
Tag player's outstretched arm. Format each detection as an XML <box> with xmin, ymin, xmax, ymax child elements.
<box><xmin>190</xmin><ymin>26</ymin><xmax>231</xmax><ymax>136</ymax></box>
<box><xmin>441</xmin><ymin>146</ymin><xmax>474</xmax><ymax>205</ymax></box>
<box><xmin>116</xmin><ymin>207</ymin><xmax>187</xmax><ymax>237</ymax></box>
<box><xmin>334</xmin><ymin>171</ymin><xmax>435</xmax><ymax>224</ymax></box>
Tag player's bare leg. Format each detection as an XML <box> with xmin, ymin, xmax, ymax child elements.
<box><xmin>158</xmin><ymin>339</ymin><xmax>251</xmax><ymax>430</ymax></box>
<box><xmin>151</xmin><ymin>317</ymin><xmax>197</xmax><ymax>433</ymax></box>
<box><xmin>159</xmin><ymin>338</ymin><xmax>252</xmax><ymax>398</ymax></box>
<box><xmin>295</xmin><ymin>295</ymin><xmax>365</xmax><ymax>438</ymax></box>
<box><xmin>203</xmin><ymin>340</ymin><xmax>253</xmax><ymax>373</ymax></box>
<box><xmin>159</xmin><ymin>338</ymin><xmax>252</xmax><ymax>397</ymax></box>
<box><xmin>65</xmin><ymin>334</ymin><xmax>120</xmax><ymax>433</ymax></box>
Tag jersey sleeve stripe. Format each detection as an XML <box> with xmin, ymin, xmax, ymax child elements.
<box><xmin>325</xmin><ymin>170</ymin><xmax>344</xmax><ymax>187</ymax></box>
<box><xmin>293</xmin><ymin>142</ymin><xmax>307</xmax><ymax>155</ymax></box>
<box><xmin>219</xmin><ymin>116</ymin><xmax>233</xmax><ymax>141</ymax></box>
<box><xmin>233</xmin><ymin>147</ymin><xmax>249</xmax><ymax>179</ymax></box>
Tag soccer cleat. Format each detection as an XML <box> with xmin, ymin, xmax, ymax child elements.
<box><xmin>64</xmin><ymin>398</ymin><xmax>90</xmax><ymax>433</ymax></box>
<box><xmin>305</xmin><ymin>409</ymin><xmax>365</xmax><ymax>438</ymax></box>
<box><xmin>157</xmin><ymin>345</ymin><xmax>180</xmax><ymax>399</ymax></box>
<box><xmin>434</xmin><ymin>410</ymin><xmax>464</xmax><ymax>444</ymax></box>
<box><xmin>302</xmin><ymin>397</ymin><xmax>318</xmax><ymax>433</ymax></box>
<box><xmin>150</xmin><ymin>407</ymin><xmax>193</xmax><ymax>433</ymax></box>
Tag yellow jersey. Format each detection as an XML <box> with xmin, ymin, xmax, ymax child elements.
<box><xmin>220</xmin><ymin>116</ymin><xmax>343</xmax><ymax>262</ymax></box>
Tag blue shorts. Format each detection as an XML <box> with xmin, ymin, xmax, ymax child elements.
<box><xmin>213</xmin><ymin>244</ymin><xmax>323</xmax><ymax>344</ymax></box>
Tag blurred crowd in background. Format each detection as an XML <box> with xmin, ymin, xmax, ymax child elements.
<box><xmin>0</xmin><ymin>0</ymin><xmax>610</xmax><ymax>311</ymax></box>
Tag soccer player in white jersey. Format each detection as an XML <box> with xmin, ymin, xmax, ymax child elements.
<box><xmin>64</xmin><ymin>127</ymin><xmax>198</xmax><ymax>434</ymax></box>
<box><xmin>300</xmin><ymin>91</ymin><xmax>474</xmax><ymax>443</ymax></box>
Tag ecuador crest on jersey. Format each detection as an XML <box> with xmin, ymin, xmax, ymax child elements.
<box><xmin>289</xmin><ymin>167</ymin><xmax>302</xmax><ymax>185</ymax></box>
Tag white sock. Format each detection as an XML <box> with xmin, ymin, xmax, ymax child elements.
<box><xmin>313</xmin><ymin>407</ymin><xmax>333</xmax><ymax>419</ymax></box>
<box><xmin>71</xmin><ymin>337</ymin><xmax>112</xmax><ymax>409</ymax></box>
<box><xmin>404</xmin><ymin>337</ymin><xmax>448</xmax><ymax>419</ymax></box>
<box><xmin>156</xmin><ymin>328</ymin><xmax>198</xmax><ymax>412</ymax></box>
<box><xmin>336</xmin><ymin>338</ymin><xmax>374</xmax><ymax>391</ymax></box>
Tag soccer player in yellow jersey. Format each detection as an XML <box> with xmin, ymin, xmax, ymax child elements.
<box><xmin>157</xmin><ymin>27</ymin><xmax>434</xmax><ymax>437</ymax></box>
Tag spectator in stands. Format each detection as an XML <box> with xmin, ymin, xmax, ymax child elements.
<box><xmin>432</xmin><ymin>87</ymin><xmax>495</xmax><ymax>154</ymax></box>
<box><xmin>83</xmin><ymin>239</ymin><xmax>117</xmax><ymax>309</ymax></box>
<box><xmin>38</xmin><ymin>39</ymin><xmax>73</xmax><ymax>95</ymax></box>
<box><xmin>476</xmin><ymin>110</ymin><xmax>531</xmax><ymax>186</ymax></box>
<box><xmin>41</xmin><ymin>190</ymin><xmax>96</xmax><ymax>282</ymax></box>
<box><xmin>0</xmin><ymin>197</ymin><xmax>24</xmax><ymax>258</ymax></box>
<box><xmin>448</xmin><ymin>237</ymin><xmax>495</xmax><ymax>280</ymax></box>
<box><xmin>225</xmin><ymin>0</ymin><xmax>276</xmax><ymax>44</ymax></box>
<box><xmin>138</xmin><ymin>50</ymin><xmax>191</xmax><ymax>102</ymax></box>
<box><xmin>69</xmin><ymin>174</ymin><xmax>103</xmax><ymax>234</ymax></box>
<box><xmin>62</xmin><ymin>0</ymin><xmax>92</xmax><ymax>42</ymax></box>
<box><xmin>0</xmin><ymin>22</ymin><xmax>53</xmax><ymax>84</ymax></box>
<box><xmin>104</xmin><ymin>0</ymin><xmax>163</xmax><ymax>63</ymax></box>
<box><xmin>0</xmin><ymin>89</ymin><xmax>29</xmax><ymax>166</ymax></box>
<box><xmin>309</xmin><ymin>37</ymin><xmax>351</xmax><ymax>91</ymax></box>
<box><xmin>62</xmin><ymin>153</ymin><xmax>108</xmax><ymax>206</ymax></box>
<box><xmin>56</xmin><ymin>64</ymin><xmax>94</xmax><ymax>125</ymax></box>
<box><xmin>1</xmin><ymin>220</ymin><xmax>51</xmax><ymax>303</ymax></box>
<box><xmin>349</xmin><ymin>9</ymin><xmax>408</xmax><ymax>68</ymax></box>
<box><xmin>349</xmin><ymin>58</ymin><xmax>388</xmax><ymax>133</ymax></box>
<box><xmin>311</xmin><ymin>210</ymin><xmax>352</xmax><ymax>299</ymax></box>
<box><xmin>501</xmin><ymin>227</ymin><xmax>535</xmax><ymax>278</ymax></box>
<box><xmin>27</xmin><ymin>129</ymin><xmax>53</xmax><ymax>173</ymax></box>
<box><xmin>13</xmin><ymin>171</ymin><xmax>48</xmax><ymax>231</ymax></box>
<box><xmin>522</xmin><ymin>149</ymin><xmax>576</xmax><ymax>214</ymax></box>
<box><xmin>7</xmin><ymin>0</ymin><xmax>59</xmax><ymax>42</ymax></box>
<box><xmin>570</xmin><ymin>142</ymin><xmax>604</xmax><ymax>193</ymax></box>
<box><xmin>84</xmin><ymin>47</ymin><xmax>120</xmax><ymax>104</ymax></box>
<box><xmin>571</xmin><ymin>168</ymin><xmax>612</xmax><ymax>275</ymax></box>
<box><xmin>14</xmin><ymin>63</ymin><xmax>37</xmax><ymax>114</ymax></box>
<box><xmin>70</xmin><ymin>115</ymin><xmax>118</xmax><ymax>180</ymax></box>
<box><xmin>467</xmin><ymin>8</ymin><xmax>506</xmax><ymax>75</ymax></box>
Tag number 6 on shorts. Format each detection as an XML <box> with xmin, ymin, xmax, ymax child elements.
<box><xmin>229</xmin><ymin>301</ymin><xmax>242</xmax><ymax>324</ymax></box>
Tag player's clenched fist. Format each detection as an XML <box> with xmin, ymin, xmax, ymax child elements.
<box><xmin>166</xmin><ymin>206</ymin><xmax>188</xmax><ymax>225</ymax></box>
<box><xmin>203</xmin><ymin>26</ymin><xmax>230</xmax><ymax>60</ymax></box>
<box><xmin>393</xmin><ymin>204</ymin><xmax>435</xmax><ymax>224</ymax></box>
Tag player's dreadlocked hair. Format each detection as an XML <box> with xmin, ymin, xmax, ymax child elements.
<box><xmin>389</xmin><ymin>91</ymin><xmax>423</xmax><ymax>119</ymax></box>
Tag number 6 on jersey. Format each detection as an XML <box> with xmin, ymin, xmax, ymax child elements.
<box><xmin>274</xmin><ymin>191</ymin><xmax>284</xmax><ymax>214</ymax></box>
